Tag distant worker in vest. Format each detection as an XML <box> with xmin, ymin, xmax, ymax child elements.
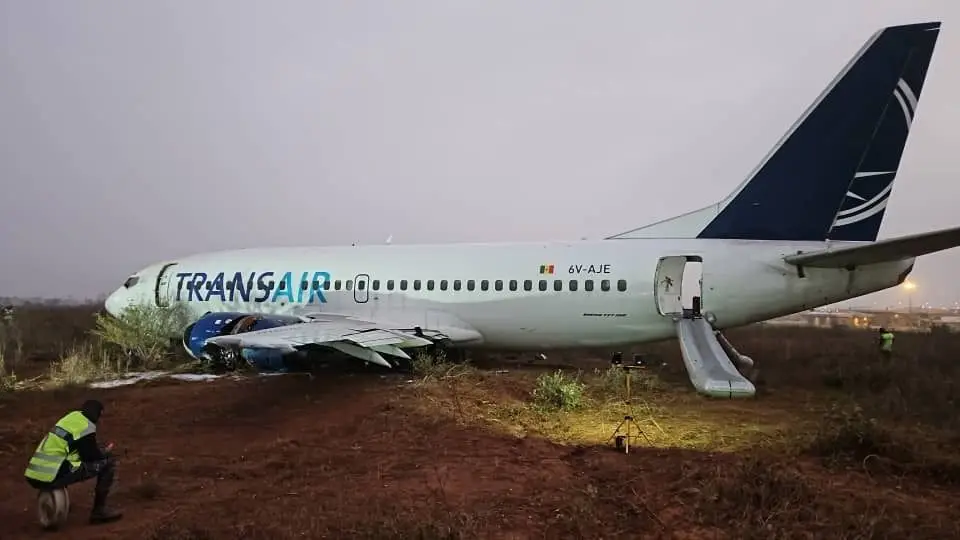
<box><xmin>23</xmin><ymin>399</ymin><xmax>123</xmax><ymax>524</ymax></box>
<box><xmin>877</xmin><ymin>327</ymin><xmax>895</xmax><ymax>360</ymax></box>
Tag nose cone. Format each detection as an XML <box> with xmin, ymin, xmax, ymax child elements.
<box><xmin>104</xmin><ymin>289</ymin><xmax>126</xmax><ymax>318</ymax></box>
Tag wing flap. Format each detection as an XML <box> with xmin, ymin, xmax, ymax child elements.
<box><xmin>204</xmin><ymin>317</ymin><xmax>435</xmax><ymax>368</ymax></box>
<box><xmin>784</xmin><ymin>225</ymin><xmax>960</xmax><ymax>268</ymax></box>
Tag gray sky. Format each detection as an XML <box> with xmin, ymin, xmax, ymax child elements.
<box><xmin>1</xmin><ymin>0</ymin><xmax>957</xmax><ymax>309</ymax></box>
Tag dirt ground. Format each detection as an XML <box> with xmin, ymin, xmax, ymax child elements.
<box><xmin>1</xmin><ymin>307</ymin><xmax>960</xmax><ymax>539</ymax></box>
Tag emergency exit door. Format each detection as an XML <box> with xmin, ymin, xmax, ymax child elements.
<box><xmin>653</xmin><ymin>257</ymin><xmax>685</xmax><ymax>316</ymax></box>
<box><xmin>353</xmin><ymin>274</ymin><xmax>370</xmax><ymax>303</ymax></box>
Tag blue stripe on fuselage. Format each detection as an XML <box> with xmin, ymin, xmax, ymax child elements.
<box><xmin>174</xmin><ymin>271</ymin><xmax>331</xmax><ymax>303</ymax></box>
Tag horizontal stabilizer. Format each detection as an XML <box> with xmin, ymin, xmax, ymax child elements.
<box><xmin>784</xmin><ymin>225</ymin><xmax>960</xmax><ymax>268</ymax></box>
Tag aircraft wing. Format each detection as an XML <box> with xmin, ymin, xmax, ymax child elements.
<box><xmin>205</xmin><ymin>316</ymin><xmax>435</xmax><ymax>368</ymax></box>
<box><xmin>783</xmin><ymin>225</ymin><xmax>960</xmax><ymax>268</ymax></box>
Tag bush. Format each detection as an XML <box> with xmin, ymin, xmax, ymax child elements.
<box><xmin>91</xmin><ymin>303</ymin><xmax>192</xmax><ymax>370</ymax></box>
<box><xmin>805</xmin><ymin>403</ymin><xmax>913</xmax><ymax>464</ymax></box>
<box><xmin>532</xmin><ymin>370</ymin><xmax>586</xmax><ymax>411</ymax></box>
<box><xmin>412</xmin><ymin>348</ymin><xmax>450</xmax><ymax>378</ymax></box>
<box><xmin>46</xmin><ymin>342</ymin><xmax>119</xmax><ymax>387</ymax></box>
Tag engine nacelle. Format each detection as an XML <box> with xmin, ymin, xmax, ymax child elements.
<box><xmin>182</xmin><ymin>311</ymin><xmax>304</xmax><ymax>371</ymax></box>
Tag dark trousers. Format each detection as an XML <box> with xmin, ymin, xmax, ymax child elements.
<box><xmin>26</xmin><ymin>459</ymin><xmax>115</xmax><ymax>502</ymax></box>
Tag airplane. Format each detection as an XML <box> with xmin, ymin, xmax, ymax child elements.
<box><xmin>104</xmin><ymin>21</ymin><xmax>957</xmax><ymax>398</ymax></box>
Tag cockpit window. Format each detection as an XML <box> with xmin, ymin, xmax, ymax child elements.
<box><xmin>123</xmin><ymin>276</ymin><xmax>140</xmax><ymax>289</ymax></box>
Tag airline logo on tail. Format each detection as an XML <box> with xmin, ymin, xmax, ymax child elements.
<box><xmin>834</xmin><ymin>78</ymin><xmax>919</xmax><ymax>228</ymax></box>
<box><xmin>835</xmin><ymin>171</ymin><xmax>896</xmax><ymax>227</ymax></box>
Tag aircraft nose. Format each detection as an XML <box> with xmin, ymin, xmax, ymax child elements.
<box><xmin>104</xmin><ymin>289</ymin><xmax>126</xmax><ymax>318</ymax></box>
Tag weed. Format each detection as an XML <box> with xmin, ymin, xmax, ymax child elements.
<box><xmin>45</xmin><ymin>342</ymin><xmax>118</xmax><ymax>387</ymax></box>
<box><xmin>91</xmin><ymin>303</ymin><xmax>192</xmax><ymax>369</ymax></box>
<box><xmin>531</xmin><ymin>369</ymin><xmax>586</xmax><ymax>411</ymax></box>
<box><xmin>411</xmin><ymin>349</ymin><xmax>450</xmax><ymax>379</ymax></box>
<box><xmin>805</xmin><ymin>403</ymin><xmax>912</xmax><ymax>464</ymax></box>
<box><xmin>697</xmin><ymin>455</ymin><xmax>817</xmax><ymax>535</ymax></box>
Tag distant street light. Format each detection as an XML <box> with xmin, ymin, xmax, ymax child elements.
<box><xmin>902</xmin><ymin>280</ymin><xmax>917</xmax><ymax>312</ymax></box>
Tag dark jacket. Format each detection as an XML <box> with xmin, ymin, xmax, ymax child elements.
<box><xmin>75</xmin><ymin>400</ymin><xmax>107</xmax><ymax>462</ymax></box>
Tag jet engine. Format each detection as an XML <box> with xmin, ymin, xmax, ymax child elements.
<box><xmin>182</xmin><ymin>311</ymin><xmax>304</xmax><ymax>372</ymax></box>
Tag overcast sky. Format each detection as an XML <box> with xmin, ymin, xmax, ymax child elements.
<box><xmin>1</xmin><ymin>0</ymin><xmax>957</xmax><ymax>309</ymax></box>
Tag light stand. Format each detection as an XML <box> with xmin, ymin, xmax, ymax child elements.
<box><xmin>607</xmin><ymin>352</ymin><xmax>651</xmax><ymax>453</ymax></box>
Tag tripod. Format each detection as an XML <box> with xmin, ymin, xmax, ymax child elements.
<box><xmin>607</xmin><ymin>364</ymin><xmax>651</xmax><ymax>453</ymax></box>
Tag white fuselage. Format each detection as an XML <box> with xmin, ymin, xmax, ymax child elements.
<box><xmin>106</xmin><ymin>238</ymin><xmax>913</xmax><ymax>350</ymax></box>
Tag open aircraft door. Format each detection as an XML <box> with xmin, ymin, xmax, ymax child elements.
<box><xmin>653</xmin><ymin>257</ymin><xmax>685</xmax><ymax>316</ymax></box>
<box><xmin>154</xmin><ymin>262</ymin><xmax>179</xmax><ymax>307</ymax></box>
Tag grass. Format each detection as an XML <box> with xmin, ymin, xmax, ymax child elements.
<box><xmin>4</xmin><ymin>303</ymin><xmax>960</xmax><ymax>538</ymax></box>
<box><xmin>397</xmin><ymin>352</ymin><xmax>960</xmax><ymax>538</ymax></box>
<box><xmin>1</xmin><ymin>302</ymin><xmax>197</xmax><ymax>390</ymax></box>
<box><xmin>410</xmin><ymin>365</ymin><xmax>800</xmax><ymax>451</ymax></box>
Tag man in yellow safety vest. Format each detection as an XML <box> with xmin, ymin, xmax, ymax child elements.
<box><xmin>877</xmin><ymin>327</ymin><xmax>895</xmax><ymax>361</ymax></box>
<box><xmin>23</xmin><ymin>399</ymin><xmax>123</xmax><ymax>524</ymax></box>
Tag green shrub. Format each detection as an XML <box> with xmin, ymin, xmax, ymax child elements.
<box><xmin>532</xmin><ymin>369</ymin><xmax>586</xmax><ymax>411</ymax></box>
<box><xmin>91</xmin><ymin>303</ymin><xmax>192</xmax><ymax>370</ymax></box>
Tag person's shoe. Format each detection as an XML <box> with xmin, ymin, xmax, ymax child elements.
<box><xmin>89</xmin><ymin>506</ymin><xmax>123</xmax><ymax>524</ymax></box>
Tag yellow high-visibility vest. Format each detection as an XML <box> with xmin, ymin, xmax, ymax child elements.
<box><xmin>24</xmin><ymin>411</ymin><xmax>96</xmax><ymax>483</ymax></box>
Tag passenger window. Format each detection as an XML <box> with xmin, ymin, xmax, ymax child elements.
<box><xmin>554</xmin><ymin>280</ymin><xmax>562</xmax><ymax>292</ymax></box>
<box><xmin>346</xmin><ymin>280</ymin><xmax>353</xmax><ymax>291</ymax></box>
<box><xmin>400</xmin><ymin>279</ymin><xmax>408</xmax><ymax>290</ymax></box>
<box><xmin>414</xmin><ymin>279</ymin><xmax>421</xmax><ymax>290</ymax></box>
<box><xmin>277</xmin><ymin>280</ymin><xmax>286</xmax><ymax>291</ymax></box>
<box><xmin>300</xmin><ymin>281</ymin><xmax>308</xmax><ymax>291</ymax></box>
<box><xmin>323</xmin><ymin>280</ymin><xmax>331</xmax><ymax>290</ymax></box>
<box><xmin>538</xmin><ymin>280</ymin><xmax>547</xmax><ymax>291</ymax></box>
<box><xmin>569</xmin><ymin>280</ymin><xmax>578</xmax><ymax>291</ymax></box>
<box><xmin>453</xmin><ymin>280</ymin><xmax>462</xmax><ymax>291</ymax></box>
<box><xmin>509</xmin><ymin>280</ymin><xmax>518</xmax><ymax>291</ymax></box>
<box><xmin>601</xmin><ymin>279</ymin><xmax>610</xmax><ymax>291</ymax></box>
<box><xmin>523</xmin><ymin>280</ymin><xmax>532</xmax><ymax>291</ymax></box>
<box><xmin>467</xmin><ymin>280</ymin><xmax>475</xmax><ymax>291</ymax></box>
<box><xmin>440</xmin><ymin>280</ymin><xmax>448</xmax><ymax>291</ymax></box>
<box><xmin>372</xmin><ymin>280</ymin><xmax>380</xmax><ymax>291</ymax></box>
<box><xmin>427</xmin><ymin>279</ymin><xmax>435</xmax><ymax>291</ymax></box>
<box><xmin>387</xmin><ymin>280</ymin><xmax>394</xmax><ymax>291</ymax></box>
<box><xmin>617</xmin><ymin>279</ymin><xmax>627</xmax><ymax>292</ymax></box>
<box><xmin>334</xmin><ymin>280</ymin><xmax>342</xmax><ymax>290</ymax></box>
<box><xmin>494</xmin><ymin>279</ymin><xmax>503</xmax><ymax>291</ymax></box>
<box><xmin>357</xmin><ymin>280</ymin><xmax>366</xmax><ymax>290</ymax></box>
<box><xmin>227</xmin><ymin>281</ymin><xmax>234</xmax><ymax>291</ymax></box>
<box><xmin>584</xmin><ymin>280</ymin><xmax>594</xmax><ymax>291</ymax></box>
<box><xmin>480</xmin><ymin>280</ymin><xmax>489</xmax><ymax>291</ymax></box>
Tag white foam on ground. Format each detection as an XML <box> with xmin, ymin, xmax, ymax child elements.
<box><xmin>88</xmin><ymin>370</ymin><xmax>288</xmax><ymax>388</ymax></box>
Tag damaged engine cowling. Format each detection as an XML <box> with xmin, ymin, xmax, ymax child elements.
<box><xmin>182</xmin><ymin>311</ymin><xmax>304</xmax><ymax>372</ymax></box>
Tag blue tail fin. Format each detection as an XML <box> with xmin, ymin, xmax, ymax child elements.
<box><xmin>695</xmin><ymin>22</ymin><xmax>941</xmax><ymax>242</ymax></box>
